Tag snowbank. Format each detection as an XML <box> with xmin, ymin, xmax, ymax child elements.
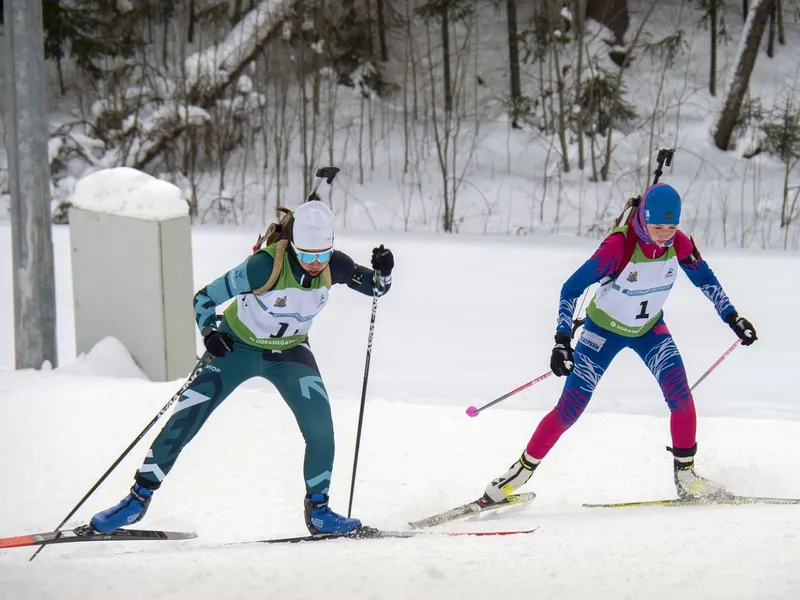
<box><xmin>68</xmin><ymin>167</ymin><xmax>188</xmax><ymax>221</ymax></box>
<box><xmin>56</xmin><ymin>336</ymin><xmax>150</xmax><ymax>380</ymax></box>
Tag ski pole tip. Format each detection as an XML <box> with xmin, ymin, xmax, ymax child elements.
<box><xmin>466</xmin><ymin>406</ymin><xmax>479</xmax><ymax>417</ymax></box>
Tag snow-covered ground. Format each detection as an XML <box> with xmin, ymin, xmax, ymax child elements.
<box><xmin>2</xmin><ymin>223</ymin><xmax>800</xmax><ymax>599</ymax></box>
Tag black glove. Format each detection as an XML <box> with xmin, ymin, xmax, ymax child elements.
<box><xmin>725</xmin><ymin>312</ymin><xmax>758</xmax><ymax>346</ymax></box>
<box><xmin>201</xmin><ymin>326</ymin><xmax>234</xmax><ymax>357</ymax></box>
<box><xmin>371</xmin><ymin>245</ymin><xmax>394</xmax><ymax>275</ymax></box>
<box><xmin>550</xmin><ymin>332</ymin><xmax>574</xmax><ymax>377</ymax></box>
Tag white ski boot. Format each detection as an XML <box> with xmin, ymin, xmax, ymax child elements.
<box><xmin>669</xmin><ymin>444</ymin><xmax>729</xmax><ymax>500</ymax></box>
<box><xmin>482</xmin><ymin>450</ymin><xmax>540</xmax><ymax>504</ymax></box>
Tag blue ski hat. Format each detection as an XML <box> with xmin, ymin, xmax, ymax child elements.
<box><xmin>632</xmin><ymin>183</ymin><xmax>681</xmax><ymax>246</ymax></box>
<box><xmin>642</xmin><ymin>183</ymin><xmax>681</xmax><ymax>225</ymax></box>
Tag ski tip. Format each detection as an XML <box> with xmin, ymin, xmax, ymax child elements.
<box><xmin>170</xmin><ymin>531</ymin><xmax>199</xmax><ymax>539</ymax></box>
<box><xmin>508</xmin><ymin>492</ymin><xmax>537</xmax><ymax>503</ymax></box>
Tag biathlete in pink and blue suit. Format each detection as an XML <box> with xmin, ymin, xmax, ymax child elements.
<box><xmin>482</xmin><ymin>183</ymin><xmax>758</xmax><ymax>502</ymax></box>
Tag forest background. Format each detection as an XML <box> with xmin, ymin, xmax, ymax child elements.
<box><xmin>1</xmin><ymin>0</ymin><xmax>799</xmax><ymax>249</ymax></box>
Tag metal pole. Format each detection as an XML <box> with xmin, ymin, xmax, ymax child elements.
<box><xmin>4</xmin><ymin>0</ymin><xmax>58</xmax><ymax>369</ymax></box>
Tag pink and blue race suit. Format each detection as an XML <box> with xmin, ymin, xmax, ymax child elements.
<box><xmin>526</xmin><ymin>227</ymin><xmax>736</xmax><ymax>459</ymax></box>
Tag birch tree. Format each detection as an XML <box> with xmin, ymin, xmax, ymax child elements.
<box><xmin>713</xmin><ymin>0</ymin><xmax>775</xmax><ymax>150</ymax></box>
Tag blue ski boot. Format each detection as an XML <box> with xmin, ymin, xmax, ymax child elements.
<box><xmin>90</xmin><ymin>483</ymin><xmax>154</xmax><ymax>533</ymax></box>
<box><xmin>303</xmin><ymin>493</ymin><xmax>361</xmax><ymax>535</ymax></box>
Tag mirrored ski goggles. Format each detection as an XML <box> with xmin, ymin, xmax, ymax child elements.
<box><xmin>292</xmin><ymin>243</ymin><xmax>333</xmax><ymax>264</ymax></box>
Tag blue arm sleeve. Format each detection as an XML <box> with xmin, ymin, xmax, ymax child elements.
<box><xmin>679</xmin><ymin>260</ymin><xmax>736</xmax><ymax>321</ymax></box>
<box><xmin>192</xmin><ymin>256</ymin><xmax>262</xmax><ymax>330</ymax></box>
<box><xmin>556</xmin><ymin>259</ymin><xmax>607</xmax><ymax>334</ymax></box>
<box><xmin>556</xmin><ymin>237</ymin><xmax>622</xmax><ymax>335</ymax></box>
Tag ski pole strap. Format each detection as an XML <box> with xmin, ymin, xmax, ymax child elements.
<box><xmin>689</xmin><ymin>339</ymin><xmax>741</xmax><ymax>392</ymax></box>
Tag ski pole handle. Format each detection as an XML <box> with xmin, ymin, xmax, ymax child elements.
<box><xmin>690</xmin><ymin>339</ymin><xmax>741</xmax><ymax>392</ymax></box>
<box><xmin>466</xmin><ymin>371</ymin><xmax>553</xmax><ymax>417</ymax></box>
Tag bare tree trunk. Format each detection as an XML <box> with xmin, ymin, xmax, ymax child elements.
<box><xmin>408</xmin><ymin>0</ymin><xmax>419</xmax><ymax>123</ymax></box>
<box><xmin>56</xmin><ymin>58</ymin><xmax>66</xmax><ymax>95</ymax></box>
<box><xmin>574</xmin><ymin>0</ymin><xmax>586</xmax><ymax>169</ymax></box>
<box><xmin>585</xmin><ymin>52</ymin><xmax>599</xmax><ymax>181</ymax></box>
<box><xmin>776</xmin><ymin>0</ymin><xmax>785</xmax><ymax>44</ymax></box>
<box><xmin>162</xmin><ymin>14</ymin><xmax>169</xmax><ymax>69</ymax></box>
<box><xmin>402</xmin><ymin>3</ymin><xmax>412</xmax><ymax>173</ymax></box>
<box><xmin>49</xmin><ymin>0</ymin><xmax>67</xmax><ymax>95</ymax></box>
<box><xmin>368</xmin><ymin>88</ymin><xmax>376</xmax><ymax>173</ymax></box>
<box><xmin>376</xmin><ymin>0</ymin><xmax>389</xmax><ymax>61</ymax></box>
<box><xmin>184</xmin><ymin>131</ymin><xmax>199</xmax><ymax>219</ymax></box>
<box><xmin>366</xmin><ymin>0</ymin><xmax>375</xmax><ymax>56</ymax></box>
<box><xmin>188</xmin><ymin>0</ymin><xmax>196</xmax><ymax>43</ymax></box>
<box><xmin>442</xmin><ymin>6</ymin><xmax>453</xmax><ymax>114</ymax></box>
<box><xmin>742</xmin><ymin>0</ymin><xmax>748</xmax><ymax>20</ymax></box>
<box><xmin>767</xmin><ymin>0</ymin><xmax>776</xmax><ymax>57</ymax></box>
<box><xmin>507</xmin><ymin>0</ymin><xmax>522</xmax><ymax>129</ymax></box>
<box><xmin>146</xmin><ymin>3</ymin><xmax>154</xmax><ymax>46</ymax></box>
<box><xmin>299</xmin><ymin>44</ymin><xmax>310</xmax><ymax>197</ymax></box>
<box><xmin>601</xmin><ymin>0</ymin><xmax>658</xmax><ymax>180</ymax></box>
<box><xmin>546</xmin><ymin>0</ymin><xmax>570</xmax><ymax>172</ymax></box>
<box><xmin>273</xmin><ymin>66</ymin><xmax>291</xmax><ymax>209</ymax></box>
<box><xmin>538</xmin><ymin>57</ymin><xmax>549</xmax><ymax>133</ymax></box>
<box><xmin>782</xmin><ymin>155</ymin><xmax>791</xmax><ymax>229</ymax></box>
<box><xmin>358</xmin><ymin>95</ymin><xmax>365</xmax><ymax>184</ymax></box>
<box><xmin>714</xmin><ymin>0</ymin><xmax>775</xmax><ymax>150</ymax></box>
<box><xmin>710</xmin><ymin>0</ymin><xmax>718</xmax><ymax>95</ymax></box>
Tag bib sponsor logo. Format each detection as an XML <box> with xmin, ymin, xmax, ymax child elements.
<box><xmin>579</xmin><ymin>329</ymin><xmax>606</xmax><ymax>352</ymax></box>
<box><xmin>268</xmin><ymin>311</ymin><xmax>315</xmax><ymax>322</ymax></box>
<box><xmin>610</xmin><ymin>320</ymin><xmax>639</xmax><ymax>334</ymax></box>
<box><xmin>627</xmin><ymin>271</ymin><xmax>639</xmax><ymax>282</ymax></box>
<box><xmin>274</xmin><ymin>296</ymin><xmax>287</xmax><ymax>307</ymax></box>
<box><xmin>254</xmin><ymin>337</ymin><xmax>297</xmax><ymax>346</ymax></box>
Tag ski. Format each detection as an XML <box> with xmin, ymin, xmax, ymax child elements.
<box><xmin>583</xmin><ymin>495</ymin><xmax>800</xmax><ymax>509</ymax></box>
<box><xmin>408</xmin><ymin>492</ymin><xmax>536</xmax><ymax>529</ymax></box>
<box><xmin>256</xmin><ymin>525</ymin><xmax>539</xmax><ymax>545</ymax></box>
<box><xmin>0</xmin><ymin>525</ymin><xmax>197</xmax><ymax>549</ymax></box>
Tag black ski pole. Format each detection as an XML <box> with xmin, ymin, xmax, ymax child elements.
<box><xmin>347</xmin><ymin>272</ymin><xmax>381</xmax><ymax>518</ymax></box>
<box><xmin>28</xmin><ymin>355</ymin><xmax>212</xmax><ymax>562</ymax></box>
